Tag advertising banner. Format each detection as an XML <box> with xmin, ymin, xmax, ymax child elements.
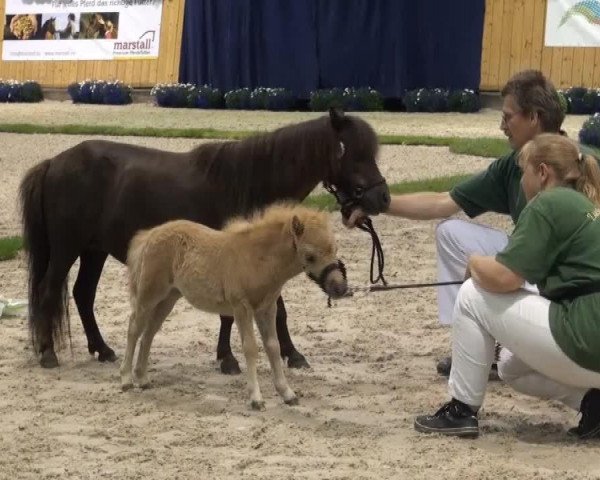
<box><xmin>545</xmin><ymin>0</ymin><xmax>600</xmax><ymax>47</ymax></box>
<box><xmin>2</xmin><ymin>0</ymin><xmax>163</xmax><ymax>61</ymax></box>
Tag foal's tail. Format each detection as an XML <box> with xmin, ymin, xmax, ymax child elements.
<box><xmin>19</xmin><ymin>159</ymin><xmax>69</xmax><ymax>351</ymax></box>
<box><xmin>126</xmin><ymin>228</ymin><xmax>153</xmax><ymax>300</ymax></box>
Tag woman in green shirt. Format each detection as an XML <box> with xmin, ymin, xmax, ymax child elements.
<box><xmin>414</xmin><ymin>133</ymin><xmax>600</xmax><ymax>439</ymax></box>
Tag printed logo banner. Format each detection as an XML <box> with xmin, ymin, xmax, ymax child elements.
<box><xmin>545</xmin><ymin>0</ymin><xmax>600</xmax><ymax>47</ymax></box>
<box><xmin>2</xmin><ymin>0</ymin><xmax>163</xmax><ymax>61</ymax></box>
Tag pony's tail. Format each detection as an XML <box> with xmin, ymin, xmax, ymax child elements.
<box><xmin>18</xmin><ymin>160</ymin><xmax>69</xmax><ymax>352</ymax></box>
<box><xmin>126</xmin><ymin>228</ymin><xmax>152</xmax><ymax>301</ymax></box>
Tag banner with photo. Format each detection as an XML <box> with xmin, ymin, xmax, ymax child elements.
<box><xmin>545</xmin><ymin>0</ymin><xmax>600</xmax><ymax>47</ymax></box>
<box><xmin>2</xmin><ymin>0</ymin><xmax>163</xmax><ymax>61</ymax></box>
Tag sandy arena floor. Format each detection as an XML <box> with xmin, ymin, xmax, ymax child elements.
<box><xmin>0</xmin><ymin>102</ymin><xmax>598</xmax><ymax>479</ymax></box>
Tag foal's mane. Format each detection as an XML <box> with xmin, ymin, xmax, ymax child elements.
<box><xmin>223</xmin><ymin>202</ymin><xmax>329</xmax><ymax>235</ymax></box>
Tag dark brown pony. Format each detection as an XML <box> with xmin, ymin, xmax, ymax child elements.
<box><xmin>19</xmin><ymin>108</ymin><xmax>390</xmax><ymax>371</ymax></box>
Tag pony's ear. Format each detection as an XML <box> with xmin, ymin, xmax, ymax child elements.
<box><xmin>329</xmin><ymin>107</ymin><xmax>346</xmax><ymax>131</ymax></box>
<box><xmin>291</xmin><ymin>215</ymin><xmax>304</xmax><ymax>238</ymax></box>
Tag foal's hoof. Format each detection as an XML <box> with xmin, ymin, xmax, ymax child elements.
<box><xmin>121</xmin><ymin>382</ymin><xmax>134</xmax><ymax>392</ymax></box>
<box><xmin>40</xmin><ymin>349</ymin><xmax>59</xmax><ymax>369</ymax></box>
<box><xmin>286</xmin><ymin>350</ymin><xmax>310</xmax><ymax>369</ymax></box>
<box><xmin>220</xmin><ymin>354</ymin><xmax>242</xmax><ymax>375</ymax></box>
<box><xmin>97</xmin><ymin>346</ymin><xmax>118</xmax><ymax>363</ymax></box>
<box><xmin>251</xmin><ymin>400</ymin><xmax>266</xmax><ymax>411</ymax></box>
<box><xmin>285</xmin><ymin>397</ymin><xmax>299</xmax><ymax>406</ymax></box>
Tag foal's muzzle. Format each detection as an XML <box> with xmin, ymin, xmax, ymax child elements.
<box><xmin>308</xmin><ymin>260</ymin><xmax>348</xmax><ymax>299</ymax></box>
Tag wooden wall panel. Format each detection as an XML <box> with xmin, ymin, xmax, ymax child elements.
<box><xmin>0</xmin><ymin>0</ymin><xmax>185</xmax><ymax>88</ymax></box>
<box><xmin>481</xmin><ymin>0</ymin><xmax>600</xmax><ymax>90</ymax></box>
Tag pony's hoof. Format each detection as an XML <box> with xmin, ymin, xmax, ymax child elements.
<box><xmin>121</xmin><ymin>382</ymin><xmax>133</xmax><ymax>392</ymax></box>
<box><xmin>40</xmin><ymin>349</ymin><xmax>59</xmax><ymax>369</ymax></box>
<box><xmin>286</xmin><ymin>350</ymin><xmax>310</xmax><ymax>369</ymax></box>
<box><xmin>98</xmin><ymin>347</ymin><xmax>118</xmax><ymax>363</ymax></box>
<box><xmin>220</xmin><ymin>354</ymin><xmax>242</xmax><ymax>375</ymax></box>
<box><xmin>251</xmin><ymin>400</ymin><xmax>266</xmax><ymax>411</ymax></box>
<box><xmin>285</xmin><ymin>397</ymin><xmax>299</xmax><ymax>406</ymax></box>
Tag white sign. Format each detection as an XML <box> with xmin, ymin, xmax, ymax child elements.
<box><xmin>545</xmin><ymin>0</ymin><xmax>600</xmax><ymax>47</ymax></box>
<box><xmin>2</xmin><ymin>0</ymin><xmax>163</xmax><ymax>61</ymax></box>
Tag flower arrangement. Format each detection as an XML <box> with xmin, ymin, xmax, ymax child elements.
<box><xmin>249</xmin><ymin>87</ymin><xmax>295</xmax><ymax>111</ymax></box>
<box><xmin>309</xmin><ymin>87</ymin><xmax>383</xmax><ymax>111</ymax></box>
<box><xmin>196</xmin><ymin>85</ymin><xmax>224</xmax><ymax>109</ymax></box>
<box><xmin>0</xmin><ymin>79</ymin><xmax>43</xmax><ymax>103</ymax></box>
<box><xmin>579</xmin><ymin>112</ymin><xmax>600</xmax><ymax>148</ymax></box>
<box><xmin>309</xmin><ymin>88</ymin><xmax>345</xmax><ymax>111</ymax></box>
<box><xmin>559</xmin><ymin>87</ymin><xmax>600</xmax><ymax>115</ymax></box>
<box><xmin>150</xmin><ymin>83</ymin><xmax>225</xmax><ymax>109</ymax></box>
<box><xmin>150</xmin><ymin>83</ymin><xmax>198</xmax><ymax>108</ymax></box>
<box><xmin>448</xmin><ymin>89</ymin><xmax>480</xmax><ymax>113</ymax></box>
<box><xmin>403</xmin><ymin>88</ymin><xmax>480</xmax><ymax>113</ymax></box>
<box><xmin>68</xmin><ymin>79</ymin><xmax>132</xmax><ymax>105</ymax></box>
<box><xmin>557</xmin><ymin>90</ymin><xmax>569</xmax><ymax>115</ymax></box>
<box><xmin>224</xmin><ymin>87</ymin><xmax>252</xmax><ymax>109</ymax></box>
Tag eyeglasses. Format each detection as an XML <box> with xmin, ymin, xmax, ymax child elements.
<box><xmin>501</xmin><ymin>110</ymin><xmax>521</xmax><ymax>124</ymax></box>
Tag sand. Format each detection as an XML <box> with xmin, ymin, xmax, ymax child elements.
<box><xmin>0</xmin><ymin>102</ymin><xmax>598</xmax><ymax>480</ymax></box>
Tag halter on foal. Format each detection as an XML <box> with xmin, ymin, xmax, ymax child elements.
<box><xmin>121</xmin><ymin>203</ymin><xmax>347</xmax><ymax>410</ymax></box>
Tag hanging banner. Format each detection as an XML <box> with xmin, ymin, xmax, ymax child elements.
<box><xmin>2</xmin><ymin>0</ymin><xmax>163</xmax><ymax>61</ymax></box>
<box><xmin>545</xmin><ymin>0</ymin><xmax>600</xmax><ymax>47</ymax></box>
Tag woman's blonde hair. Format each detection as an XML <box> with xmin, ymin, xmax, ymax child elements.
<box><xmin>519</xmin><ymin>133</ymin><xmax>600</xmax><ymax>206</ymax></box>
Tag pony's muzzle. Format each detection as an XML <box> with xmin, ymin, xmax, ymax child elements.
<box><xmin>361</xmin><ymin>181</ymin><xmax>391</xmax><ymax>215</ymax></box>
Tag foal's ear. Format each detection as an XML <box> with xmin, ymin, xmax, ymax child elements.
<box><xmin>291</xmin><ymin>215</ymin><xmax>305</xmax><ymax>238</ymax></box>
<box><xmin>329</xmin><ymin>107</ymin><xmax>346</xmax><ymax>131</ymax></box>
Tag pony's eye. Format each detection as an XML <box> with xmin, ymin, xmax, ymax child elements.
<box><xmin>353</xmin><ymin>186</ymin><xmax>364</xmax><ymax>198</ymax></box>
<box><xmin>305</xmin><ymin>254</ymin><xmax>315</xmax><ymax>263</ymax></box>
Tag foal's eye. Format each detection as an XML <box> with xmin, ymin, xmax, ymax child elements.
<box><xmin>305</xmin><ymin>254</ymin><xmax>315</xmax><ymax>263</ymax></box>
<box><xmin>353</xmin><ymin>186</ymin><xmax>364</xmax><ymax>198</ymax></box>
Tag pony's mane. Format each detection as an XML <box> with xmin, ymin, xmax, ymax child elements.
<box><xmin>188</xmin><ymin>116</ymin><xmax>345</xmax><ymax>218</ymax></box>
<box><xmin>222</xmin><ymin>201</ymin><xmax>329</xmax><ymax>234</ymax></box>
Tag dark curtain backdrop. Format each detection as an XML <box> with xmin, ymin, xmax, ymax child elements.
<box><xmin>179</xmin><ymin>0</ymin><xmax>486</xmax><ymax>98</ymax></box>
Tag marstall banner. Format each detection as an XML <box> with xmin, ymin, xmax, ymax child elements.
<box><xmin>545</xmin><ymin>0</ymin><xmax>600</xmax><ymax>46</ymax></box>
<box><xmin>2</xmin><ymin>0</ymin><xmax>163</xmax><ymax>61</ymax></box>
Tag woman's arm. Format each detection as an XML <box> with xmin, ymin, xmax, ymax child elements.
<box><xmin>468</xmin><ymin>254</ymin><xmax>524</xmax><ymax>293</ymax></box>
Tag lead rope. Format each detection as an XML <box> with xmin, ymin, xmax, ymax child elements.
<box><xmin>356</xmin><ymin>217</ymin><xmax>387</xmax><ymax>286</ymax></box>
<box><xmin>323</xmin><ymin>181</ymin><xmax>388</xmax><ymax>289</ymax></box>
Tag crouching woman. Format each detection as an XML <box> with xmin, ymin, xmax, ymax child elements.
<box><xmin>414</xmin><ymin>133</ymin><xmax>600</xmax><ymax>439</ymax></box>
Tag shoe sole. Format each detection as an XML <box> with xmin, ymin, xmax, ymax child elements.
<box><xmin>413</xmin><ymin>420</ymin><xmax>479</xmax><ymax>438</ymax></box>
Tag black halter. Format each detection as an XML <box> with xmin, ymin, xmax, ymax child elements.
<box><xmin>307</xmin><ymin>260</ymin><xmax>347</xmax><ymax>307</ymax></box>
<box><xmin>307</xmin><ymin>259</ymin><xmax>347</xmax><ymax>292</ymax></box>
<box><xmin>323</xmin><ymin>180</ymin><xmax>387</xmax><ymax>286</ymax></box>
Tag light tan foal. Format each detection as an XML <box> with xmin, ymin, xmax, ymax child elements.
<box><xmin>120</xmin><ymin>204</ymin><xmax>347</xmax><ymax>410</ymax></box>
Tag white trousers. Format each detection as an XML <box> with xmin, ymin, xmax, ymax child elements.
<box><xmin>449</xmin><ymin>279</ymin><xmax>600</xmax><ymax>409</ymax></box>
<box><xmin>435</xmin><ymin>219</ymin><xmax>510</xmax><ymax>326</ymax></box>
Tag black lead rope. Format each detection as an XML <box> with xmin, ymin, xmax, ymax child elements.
<box><xmin>322</xmin><ymin>180</ymin><xmax>388</xmax><ymax>287</ymax></box>
<box><xmin>356</xmin><ymin>217</ymin><xmax>387</xmax><ymax>286</ymax></box>
<box><xmin>344</xmin><ymin>279</ymin><xmax>464</xmax><ymax>297</ymax></box>
<box><xmin>322</xmin><ymin>180</ymin><xmax>463</xmax><ymax>305</ymax></box>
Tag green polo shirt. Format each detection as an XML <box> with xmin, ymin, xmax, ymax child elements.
<box><xmin>449</xmin><ymin>142</ymin><xmax>599</xmax><ymax>224</ymax></box>
<box><xmin>496</xmin><ymin>187</ymin><xmax>600</xmax><ymax>373</ymax></box>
